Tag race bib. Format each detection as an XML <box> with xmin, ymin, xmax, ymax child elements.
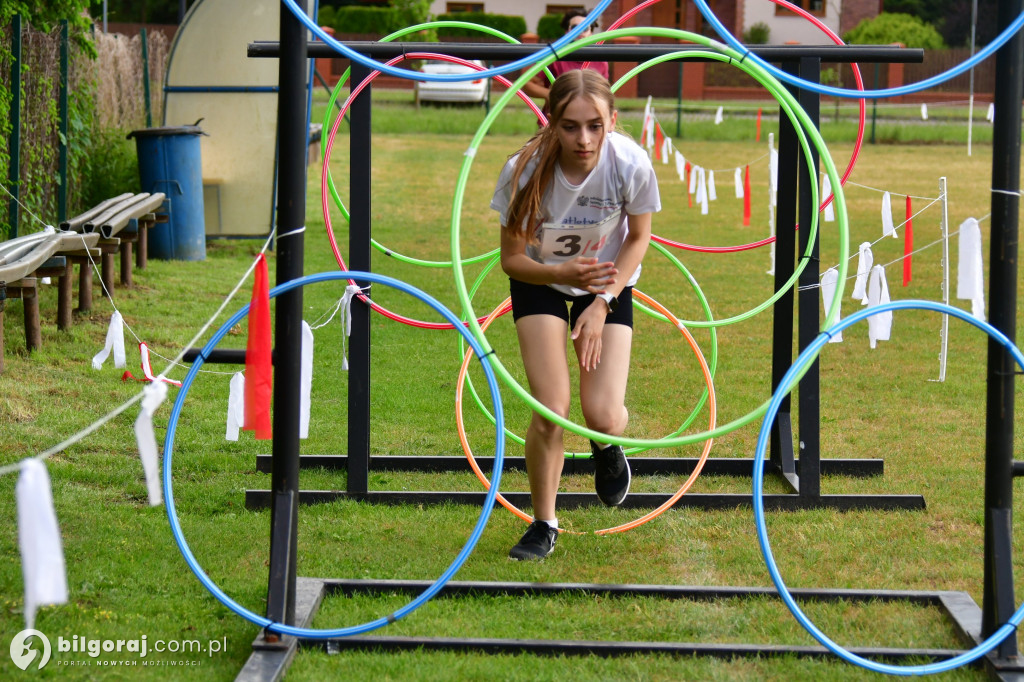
<box><xmin>539</xmin><ymin>210</ymin><xmax>621</xmax><ymax>263</ymax></box>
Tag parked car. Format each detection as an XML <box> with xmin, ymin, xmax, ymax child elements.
<box><xmin>415</xmin><ymin>59</ymin><xmax>488</xmax><ymax>105</ymax></box>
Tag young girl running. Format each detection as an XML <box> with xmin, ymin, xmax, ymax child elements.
<box><xmin>490</xmin><ymin>69</ymin><xmax>661</xmax><ymax>560</ymax></box>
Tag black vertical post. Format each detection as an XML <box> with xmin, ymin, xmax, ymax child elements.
<box><xmin>796</xmin><ymin>57</ymin><xmax>821</xmax><ymax>500</ymax></box>
<box><xmin>265</xmin><ymin>0</ymin><xmax>307</xmax><ymax>630</ymax></box>
<box><xmin>981</xmin><ymin>0</ymin><xmax>1022</xmax><ymax>659</ymax></box>
<box><xmin>769</xmin><ymin>61</ymin><xmax>799</xmax><ymax>492</ymax></box>
<box><xmin>8</xmin><ymin>14</ymin><xmax>22</xmax><ymax>238</ymax></box>
<box><xmin>58</xmin><ymin>20</ymin><xmax>68</xmax><ymax>223</ymax></box>
<box><xmin>347</xmin><ymin>62</ymin><xmax>372</xmax><ymax>496</ymax></box>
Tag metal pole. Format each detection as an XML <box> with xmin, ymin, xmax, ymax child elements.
<box><xmin>266</xmin><ymin>0</ymin><xmax>308</xmax><ymax>630</ymax></box>
<box><xmin>937</xmin><ymin>177</ymin><xmax>949</xmax><ymax>383</ymax></box>
<box><xmin>981</xmin><ymin>0</ymin><xmax>1023</xmax><ymax>661</ymax></box>
<box><xmin>348</xmin><ymin>62</ymin><xmax>372</xmax><ymax>497</ymax></box>
<box><xmin>796</xmin><ymin>56</ymin><xmax>821</xmax><ymax>499</ymax></box>
<box><xmin>870</xmin><ymin>64</ymin><xmax>878</xmax><ymax>145</ymax></box>
<box><xmin>141</xmin><ymin>27</ymin><xmax>152</xmax><ymax>128</ymax></box>
<box><xmin>7</xmin><ymin>14</ymin><xmax>21</xmax><ymax>239</ymax></box>
<box><xmin>967</xmin><ymin>0</ymin><xmax>978</xmax><ymax>156</ymax></box>
<box><xmin>58</xmin><ymin>20</ymin><xmax>69</xmax><ymax>223</ymax></box>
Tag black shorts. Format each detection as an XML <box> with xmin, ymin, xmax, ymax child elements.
<box><xmin>509</xmin><ymin>279</ymin><xmax>634</xmax><ymax>328</ymax></box>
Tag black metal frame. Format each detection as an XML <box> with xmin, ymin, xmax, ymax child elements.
<box><xmin>228</xmin><ymin>9</ymin><xmax>1024</xmax><ymax>680</ymax></box>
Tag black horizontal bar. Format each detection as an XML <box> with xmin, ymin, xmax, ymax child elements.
<box><xmin>321</xmin><ymin>578</ymin><xmax>964</xmax><ymax>607</ymax></box>
<box><xmin>244</xmin><ymin>490</ymin><xmax>925</xmax><ymax>511</ymax></box>
<box><xmin>182</xmin><ymin>348</ymin><xmax>276</xmax><ymax>364</ymax></box>
<box><xmin>304</xmin><ymin>635</ymin><xmax>965</xmax><ymax>663</ymax></box>
<box><xmin>248</xmin><ymin>41</ymin><xmax>923</xmax><ymax>64</ymax></box>
<box><xmin>253</xmin><ymin>454</ymin><xmax>884</xmax><ymax>477</ymax></box>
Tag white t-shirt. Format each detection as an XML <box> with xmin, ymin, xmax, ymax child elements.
<box><xmin>491</xmin><ymin>131</ymin><xmax>661</xmax><ymax>296</ymax></box>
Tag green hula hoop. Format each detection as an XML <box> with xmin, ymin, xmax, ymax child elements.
<box><xmin>321</xmin><ymin>21</ymin><xmax>552</xmax><ymax>269</ymax></box>
<box><xmin>458</xmin><ymin>238</ymin><xmax>720</xmax><ymax>459</ymax></box>
<box><xmin>450</xmin><ymin>27</ymin><xmax>848</xmax><ymax>450</ymax></box>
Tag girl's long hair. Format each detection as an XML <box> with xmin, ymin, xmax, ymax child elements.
<box><xmin>503</xmin><ymin>69</ymin><xmax>616</xmax><ymax>242</ymax></box>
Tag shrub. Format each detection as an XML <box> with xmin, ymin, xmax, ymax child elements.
<box><xmin>435</xmin><ymin>13</ymin><xmax>527</xmax><ymax>40</ymax></box>
<box><xmin>843</xmin><ymin>12</ymin><xmax>945</xmax><ymax>49</ymax></box>
<box><xmin>536</xmin><ymin>13</ymin><xmax>562</xmax><ymax>40</ymax></box>
<box><xmin>743</xmin><ymin>21</ymin><xmax>770</xmax><ymax>45</ymax></box>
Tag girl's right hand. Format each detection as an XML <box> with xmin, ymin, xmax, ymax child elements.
<box><xmin>559</xmin><ymin>257</ymin><xmax>617</xmax><ymax>293</ymax></box>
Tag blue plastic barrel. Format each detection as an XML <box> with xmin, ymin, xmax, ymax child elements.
<box><xmin>128</xmin><ymin>125</ymin><xmax>206</xmax><ymax>261</ymax></box>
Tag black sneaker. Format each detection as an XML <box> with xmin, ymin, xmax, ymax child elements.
<box><xmin>508</xmin><ymin>520</ymin><xmax>558</xmax><ymax>560</ymax></box>
<box><xmin>591</xmin><ymin>440</ymin><xmax>630</xmax><ymax>506</ymax></box>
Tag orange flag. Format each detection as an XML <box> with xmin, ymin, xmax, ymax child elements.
<box><xmin>756</xmin><ymin>108</ymin><xmax>762</xmax><ymax>142</ymax></box>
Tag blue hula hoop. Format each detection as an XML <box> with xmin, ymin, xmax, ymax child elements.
<box><xmin>162</xmin><ymin>270</ymin><xmax>506</xmax><ymax>639</ymax></box>
<box><xmin>281</xmin><ymin>0</ymin><xmax>612</xmax><ymax>83</ymax></box>
<box><xmin>754</xmin><ymin>299</ymin><xmax>1024</xmax><ymax>675</ymax></box>
<box><xmin>694</xmin><ymin>0</ymin><xmax>1024</xmax><ymax>99</ymax></box>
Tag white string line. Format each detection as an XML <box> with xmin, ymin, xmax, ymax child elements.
<box><xmin>70</xmin><ymin>231</ymin><xmax>238</xmax><ymax>376</ymax></box>
<box><xmin>0</xmin><ymin>229</ymin><xmax>277</xmax><ymax>477</ymax></box>
<box><xmin>842</xmin><ymin>179</ymin><xmax>941</xmax><ymax>202</ymax></box>
<box><xmin>0</xmin><ymin>182</ymin><xmax>54</xmax><ymax>231</ymax></box>
<box><xmin>796</xmin><ymin>212</ymin><xmax>993</xmax><ymax>293</ymax></box>
<box><xmin>648</xmin><ymin>112</ymin><xmax>771</xmax><ymax>174</ymax></box>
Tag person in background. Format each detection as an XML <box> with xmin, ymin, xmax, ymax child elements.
<box><xmin>491</xmin><ymin>70</ymin><xmax>660</xmax><ymax>560</ymax></box>
<box><xmin>522</xmin><ymin>9</ymin><xmax>610</xmax><ymax>118</ymax></box>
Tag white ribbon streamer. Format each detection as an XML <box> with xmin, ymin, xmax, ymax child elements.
<box><xmin>866</xmin><ymin>264</ymin><xmax>892</xmax><ymax>348</ymax></box>
<box><xmin>852</xmin><ymin>242</ymin><xmax>874</xmax><ymax>303</ymax></box>
<box><xmin>674</xmin><ymin>151</ymin><xmax>686</xmax><ymax>182</ymax></box>
<box><xmin>225</xmin><ymin>372</ymin><xmax>245</xmax><ymax>441</ymax></box>
<box><xmin>822</xmin><ymin>174</ymin><xmax>835</xmax><ymax>222</ymax></box>
<box><xmin>133</xmin><ymin>380</ymin><xmax>167</xmax><ymax>506</ymax></box>
<box><xmin>987</xmin><ymin>102</ymin><xmax>995</xmax><ymax>122</ymax></box>
<box><xmin>769</xmin><ymin>146</ymin><xmax>779</xmax><ymax>207</ymax></box>
<box><xmin>688</xmin><ymin>164</ymin><xmax>698</xmax><ymax>195</ymax></box>
<box><xmin>734</xmin><ymin>167</ymin><xmax>743</xmax><ymax>198</ymax></box>
<box><xmin>708</xmin><ymin>170</ymin><xmax>717</xmax><ymax>201</ymax></box>
<box><xmin>17</xmin><ymin>459</ymin><xmax>68</xmax><ymax>630</ymax></box>
<box><xmin>921</xmin><ymin>103</ymin><xmax>929</xmax><ymax>120</ymax></box>
<box><xmin>957</xmin><ymin>217</ymin><xmax>986</xmax><ymax>320</ymax></box>
<box><xmin>820</xmin><ymin>267</ymin><xmax>843</xmax><ymax>343</ymax></box>
<box><xmin>714</xmin><ymin>105</ymin><xmax>724</xmax><ymax>124</ymax></box>
<box><xmin>339</xmin><ymin>284</ymin><xmax>361</xmax><ymax>371</ymax></box>
<box><xmin>139</xmin><ymin>342</ymin><xmax>182</xmax><ymax>386</ymax></box>
<box><xmin>696</xmin><ymin>167</ymin><xmax>709</xmax><ymax>215</ymax></box>
<box><xmin>660</xmin><ymin>136</ymin><xmax>670</xmax><ymax>165</ymax></box>
<box><xmin>300</xmin><ymin>321</ymin><xmax>313</xmax><ymax>439</ymax></box>
<box><xmin>91</xmin><ymin>311</ymin><xmax>126</xmax><ymax>370</ymax></box>
<box><xmin>881</xmin><ymin>191</ymin><xmax>896</xmax><ymax>238</ymax></box>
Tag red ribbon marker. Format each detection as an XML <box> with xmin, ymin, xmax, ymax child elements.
<box><xmin>756</xmin><ymin>107</ymin><xmax>762</xmax><ymax>142</ymax></box>
<box><xmin>743</xmin><ymin>165</ymin><xmax>752</xmax><ymax>226</ymax></box>
<box><xmin>244</xmin><ymin>254</ymin><xmax>273</xmax><ymax>440</ymax></box>
<box><xmin>685</xmin><ymin>161</ymin><xmax>692</xmax><ymax>208</ymax></box>
<box><xmin>903</xmin><ymin>195</ymin><xmax>913</xmax><ymax>286</ymax></box>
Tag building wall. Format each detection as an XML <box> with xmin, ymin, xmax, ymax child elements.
<box><xmin>839</xmin><ymin>0</ymin><xmax>882</xmax><ymax>35</ymax></box>
<box><xmin>743</xmin><ymin>1</ymin><xmax>843</xmax><ymax>44</ymax></box>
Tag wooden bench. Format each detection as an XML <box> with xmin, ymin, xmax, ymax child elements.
<box><xmin>0</xmin><ymin>193</ymin><xmax>167</xmax><ymax>373</ymax></box>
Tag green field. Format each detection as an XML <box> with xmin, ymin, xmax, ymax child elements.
<box><xmin>0</xmin><ymin>87</ymin><xmax>1021</xmax><ymax>681</ymax></box>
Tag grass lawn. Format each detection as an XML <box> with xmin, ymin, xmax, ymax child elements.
<box><xmin>0</xmin><ymin>91</ymin><xmax>1022</xmax><ymax>680</ymax></box>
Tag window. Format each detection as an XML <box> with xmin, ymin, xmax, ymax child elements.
<box><xmin>447</xmin><ymin>2</ymin><xmax>484</xmax><ymax>12</ymax></box>
<box><xmin>775</xmin><ymin>0</ymin><xmax>825</xmax><ymax>17</ymax></box>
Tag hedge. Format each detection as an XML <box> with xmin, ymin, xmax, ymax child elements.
<box><xmin>435</xmin><ymin>13</ymin><xmax>527</xmax><ymax>39</ymax></box>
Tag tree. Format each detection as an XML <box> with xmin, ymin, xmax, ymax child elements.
<box><xmin>843</xmin><ymin>12</ymin><xmax>945</xmax><ymax>50</ymax></box>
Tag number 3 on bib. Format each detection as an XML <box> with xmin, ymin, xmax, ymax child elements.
<box><xmin>539</xmin><ymin>210</ymin><xmax>620</xmax><ymax>264</ymax></box>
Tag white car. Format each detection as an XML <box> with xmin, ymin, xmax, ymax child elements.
<box><xmin>415</xmin><ymin>59</ymin><xmax>488</xmax><ymax>105</ymax></box>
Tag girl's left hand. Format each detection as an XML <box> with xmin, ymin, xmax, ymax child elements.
<box><xmin>570</xmin><ymin>301</ymin><xmax>607</xmax><ymax>371</ymax></box>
